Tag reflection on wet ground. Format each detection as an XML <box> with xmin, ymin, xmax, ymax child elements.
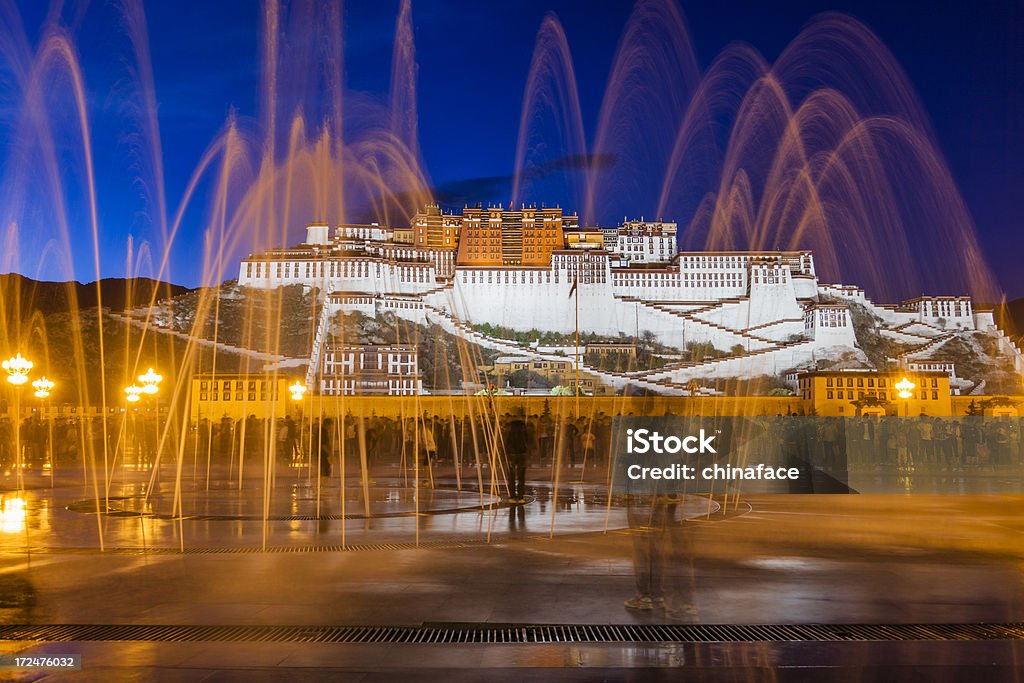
<box><xmin>1</xmin><ymin>469</ymin><xmax>1024</xmax><ymax>678</ymax></box>
<box><xmin>0</xmin><ymin>470</ymin><xmax>718</xmax><ymax>551</ymax></box>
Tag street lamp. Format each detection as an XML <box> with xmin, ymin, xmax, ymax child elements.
<box><xmin>138</xmin><ymin>368</ymin><xmax>162</xmax><ymax>396</ymax></box>
<box><xmin>3</xmin><ymin>353</ymin><xmax>32</xmax><ymax>486</ymax></box>
<box><xmin>32</xmin><ymin>377</ymin><xmax>55</xmax><ymax>476</ymax></box>
<box><xmin>2</xmin><ymin>354</ymin><xmax>32</xmax><ymax>386</ymax></box>
<box><xmin>289</xmin><ymin>381</ymin><xmax>308</xmax><ymax>401</ymax></box>
<box><xmin>32</xmin><ymin>377</ymin><xmax>54</xmax><ymax>400</ymax></box>
<box><xmin>135</xmin><ymin>369</ymin><xmax>164</xmax><ymax>492</ymax></box>
<box><xmin>895</xmin><ymin>376</ymin><xmax>916</xmax><ymax>417</ymax></box>
<box><xmin>125</xmin><ymin>384</ymin><xmax>143</xmax><ymax>403</ymax></box>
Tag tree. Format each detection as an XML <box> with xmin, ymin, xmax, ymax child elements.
<box><xmin>686</xmin><ymin>341</ymin><xmax>720</xmax><ymax>363</ymax></box>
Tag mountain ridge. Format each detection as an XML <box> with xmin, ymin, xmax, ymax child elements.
<box><xmin>0</xmin><ymin>273</ymin><xmax>191</xmax><ymax>315</ymax></box>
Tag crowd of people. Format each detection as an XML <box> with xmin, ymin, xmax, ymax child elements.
<box><xmin>2</xmin><ymin>411</ymin><xmax>1022</xmax><ymax>483</ymax></box>
<box><xmin>769</xmin><ymin>416</ymin><xmax>1024</xmax><ymax>474</ymax></box>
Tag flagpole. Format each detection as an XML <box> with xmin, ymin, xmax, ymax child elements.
<box><xmin>574</xmin><ymin>260</ymin><xmax>580</xmax><ymax>419</ymax></box>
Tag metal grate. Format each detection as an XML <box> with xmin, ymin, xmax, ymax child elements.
<box><xmin>2</xmin><ymin>537</ymin><xmax>532</xmax><ymax>555</ymax></box>
<box><xmin>0</xmin><ymin>622</ymin><xmax>1022</xmax><ymax>644</ymax></box>
<box><xmin>3</xmin><ymin>534</ymin><xmax>584</xmax><ymax>555</ymax></box>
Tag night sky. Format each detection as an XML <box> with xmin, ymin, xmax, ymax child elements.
<box><xmin>5</xmin><ymin>0</ymin><xmax>1023</xmax><ymax>297</ymax></box>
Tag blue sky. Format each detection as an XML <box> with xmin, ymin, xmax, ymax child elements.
<box><xmin>4</xmin><ymin>0</ymin><xmax>1022</xmax><ymax>296</ymax></box>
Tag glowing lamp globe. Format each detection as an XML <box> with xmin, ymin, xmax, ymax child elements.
<box><xmin>125</xmin><ymin>384</ymin><xmax>143</xmax><ymax>403</ymax></box>
<box><xmin>895</xmin><ymin>377</ymin><xmax>916</xmax><ymax>400</ymax></box>
<box><xmin>31</xmin><ymin>376</ymin><xmax>54</xmax><ymax>399</ymax></box>
<box><xmin>289</xmin><ymin>381</ymin><xmax>307</xmax><ymax>401</ymax></box>
<box><xmin>2</xmin><ymin>354</ymin><xmax>32</xmax><ymax>386</ymax></box>
<box><xmin>138</xmin><ymin>368</ymin><xmax>162</xmax><ymax>394</ymax></box>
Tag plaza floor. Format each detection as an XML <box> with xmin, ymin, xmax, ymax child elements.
<box><xmin>1</xmin><ymin>467</ymin><xmax>1024</xmax><ymax>679</ymax></box>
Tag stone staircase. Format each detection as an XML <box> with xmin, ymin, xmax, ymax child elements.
<box><xmin>900</xmin><ymin>333</ymin><xmax>955</xmax><ymax>363</ymax></box>
<box><xmin>305</xmin><ymin>298</ymin><xmax>334</xmax><ymax>387</ymax></box>
<box><xmin>639</xmin><ymin>300</ymin><xmax>774</xmax><ymax>349</ymax></box>
<box><xmin>633</xmin><ymin>338</ymin><xmax>816</xmax><ymax>383</ymax></box>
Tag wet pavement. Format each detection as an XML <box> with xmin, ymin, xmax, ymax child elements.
<box><xmin>0</xmin><ymin>468</ymin><xmax>1023</xmax><ymax>679</ymax></box>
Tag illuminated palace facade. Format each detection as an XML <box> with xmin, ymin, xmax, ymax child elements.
<box><xmin>237</xmin><ymin>204</ymin><xmax>1015</xmax><ymax>394</ymax></box>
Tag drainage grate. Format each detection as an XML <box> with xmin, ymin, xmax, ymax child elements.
<box><xmin>0</xmin><ymin>622</ymin><xmax>1022</xmax><ymax>644</ymax></box>
<box><xmin>3</xmin><ymin>537</ymin><xmax>527</xmax><ymax>555</ymax></box>
<box><xmin>3</xmin><ymin>535</ymin><xmax>573</xmax><ymax>555</ymax></box>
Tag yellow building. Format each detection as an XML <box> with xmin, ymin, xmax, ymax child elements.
<box><xmin>411</xmin><ymin>204</ymin><xmax>461</xmax><ymax>249</ymax></box>
<box><xmin>797</xmin><ymin>370</ymin><xmax>952</xmax><ymax>417</ymax></box>
<box><xmin>457</xmin><ymin>205</ymin><xmax>576</xmax><ymax>266</ymax></box>
<box><xmin>392</xmin><ymin>227</ymin><xmax>414</xmax><ymax>244</ymax></box>
<box><xmin>491</xmin><ymin>356</ymin><xmax>601</xmax><ymax>393</ymax></box>
<box><xmin>190</xmin><ymin>374</ymin><xmax>292</xmax><ymax>421</ymax></box>
<box><xmin>584</xmin><ymin>342</ymin><xmax>637</xmax><ymax>357</ymax></box>
<box><xmin>565</xmin><ymin>230</ymin><xmax>605</xmax><ymax>250</ymax></box>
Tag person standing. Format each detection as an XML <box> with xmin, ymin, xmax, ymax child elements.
<box><xmin>503</xmin><ymin>412</ymin><xmax>531</xmax><ymax>503</ymax></box>
<box><xmin>318</xmin><ymin>418</ymin><xmax>333</xmax><ymax>479</ymax></box>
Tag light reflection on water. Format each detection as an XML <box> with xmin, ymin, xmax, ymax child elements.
<box><xmin>0</xmin><ymin>496</ymin><xmax>27</xmax><ymax>534</ymax></box>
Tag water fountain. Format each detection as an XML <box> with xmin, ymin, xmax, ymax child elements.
<box><xmin>0</xmin><ymin>0</ymin><xmax>1009</xmax><ymax>555</ymax></box>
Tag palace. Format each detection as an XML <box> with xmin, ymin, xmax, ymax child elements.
<box><xmin>237</xmin><ymin>204</ymin><xmax>1023</xmax><ymax>395</ymax></box>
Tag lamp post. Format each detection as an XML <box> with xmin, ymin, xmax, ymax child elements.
<box><xmin>31</xmin><ymin>377</ymin><xmax>53</xmax><ymax>400</ymax></box>
<box><xmin>135</xmin><ymin>368</ymin><xmax>164</xmax><ymax>493</ymax></box>
<box><xmin>32</xmin><ymin>377</ymin><xmax>54</xmax><ymax>477</ymax></box>
<box><xmin>138</xmin><ymin>368</ymin><xmax>162</xmax><ymax>467</ymax></box>
<box><xmin>124</xmin><ymin>384</ymin><xmax>143</xmax><ymax>476</ymax></box>
<box><xmin>289</xmin><ymin>381</ymin><xmax>308</xmax><ymax>472</ymax></box>
<box><xmin>3</xmin><ymin>354</ymin><xmax>32</xmax><ymax>488</ymax></box>
<box><xmin>895</xmin><ymin>377</ymin><xmax>916</xmax><ymax>417</ymax></box>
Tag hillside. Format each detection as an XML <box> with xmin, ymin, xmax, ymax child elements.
<box><xmin>0</xmin><ymin>273</ymin><xmax>190</xmax><ymax>315</ymax></box>
<box><xmin>0</xmin><ymin>275</ymin><xmax>248</xmax><ymax>405</ymax></box>
<box><xmin>150</xmin><ymin>282</ymin><xmax>321</xmax><ymax>359</ymax></box>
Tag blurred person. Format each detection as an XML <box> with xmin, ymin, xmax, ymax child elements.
<box><xmin>317</xmin><ymin>418</ymin><xmax>334</xmax><ymax>478</ymax></box>
<box><xmin>917</xmin><ymin>416</ymin><xmax>933</xmax><ymax>467</ymax></box>
<box><xmin>624</xmin><ymin>494</ymin><xmax>698</xmax><ymax>618</ymax></box>
<box><xmin>420</xmin><ymin>415</ymin><xmax>437</xmax><ymax>467</ymax></box>
<box><xmin>503</xmin><ymin>410</ymin><xmax>531</xmax><ymax>503</ymax></box>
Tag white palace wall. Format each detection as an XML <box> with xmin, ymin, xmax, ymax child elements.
<box><xmin>239</xmin><ymin>257</ymin><xmax>440</xmax><ymax>295</ymax></box>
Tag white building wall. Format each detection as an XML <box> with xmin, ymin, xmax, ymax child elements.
<box><xmin>239</xmin><ymin>258</ymin><xmax>439</xmax><ymax>294</ymax></box>
<box><xmin>746</xmin><ymin>265</ymin><xmax>805</xmax><ymax>329</ymax></box>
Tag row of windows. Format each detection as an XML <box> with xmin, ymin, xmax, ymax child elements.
<box><xmin>245</xmin><ymin>260</ymin><xmax>433</xmax><ymax>282</ymax></box>
<box><xmin>919</xmin><ymin>300</ymin><xmax>970</xmax><ymax>317</ymax></box>
<box><xmin>910</xmin><ymin>363</ymin><xmax>954</xmax><ymax>372</ymax></box>
<box><xmin>817</xmin><ymin>376</ymin><xmax>942</xmax><ymax>389</ymax></box>
<box><xmin>825</xmin><ymin>390</ymin><xmax>940</xmax><ymax>401</ymax></box>
<box><xmin>200</xmin><ymin>380</ymin><xmax>269</xmax><ymax>391</ymax></box>
<box><xmin>825</xmin><ymin>377</ymin><xmax>897</xmax><ymax>388</ymax></box>
<box><xmin>461</xmin><ymin>270</ymin><xmax>607</xmax><ymax>285</ymax></box>
<box><xmin>814</xmin><ymin>312</ymin><xmax>848</xmax><ymax>328</ymax></box>
<box><xmin>679</xmin><ymin>256</ymin><xmax>749</xmax><ymax>266</ymax></box>
<box><xmin>199</xmin><ymin>392</ymin><xmax>272</xmax><ymax>402</ymax></box>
